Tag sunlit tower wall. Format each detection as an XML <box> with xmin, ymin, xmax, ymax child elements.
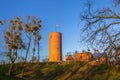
<box><xmin>49</xmin><ymin>32</ymin><xmax>62</xmax><ymax>62</ymax></box>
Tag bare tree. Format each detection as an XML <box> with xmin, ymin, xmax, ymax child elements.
<box><xmin>80</xmin><ymin>1</ymin><xmax>120</xmax><ymax>61</ymax></box>
<box><xmin>18</xmin><ymin>16</ymin><xmax>42</xmax><ymax>79</ymax></box>
<box><xmin>24</xmin><ymin>17</ymin><xmax>33</xmax><ymax>62</ymax></box>
<box><xmin>0</xmin><ymin>20</ymin><xmax>5</xmax><ymax>25</ymax></box>
<box><xmin>31</xmin><ymin>17</ymin><xmax>42</xmax><ymax>63</ymax></box>
<box><xmin>1</xmin><ymin>16</ymin><xmax>42</xmax><ymax>79</ymax></box>
<box><xmin>24</xmin><ymin>16</ymin><xmax>42</xmax><ymax>63</ymax></box>
<box><xmin>4</xmin><ymin>17</ymin><xmax>25</xmax><ymax>78</ymax></box>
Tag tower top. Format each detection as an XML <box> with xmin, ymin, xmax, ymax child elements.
<box><xmin>50</xmin><ymin>31</ymin><xmax>61</xmax><ymax>34</ymax></box>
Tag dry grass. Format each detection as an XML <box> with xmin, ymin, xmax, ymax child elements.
<box><xmin>0</xmin><ymin>62</ymin><xmax>120</xmax><ymax>80</ymax></box>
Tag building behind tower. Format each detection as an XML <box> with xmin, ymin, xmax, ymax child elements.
<box><xmin>49</xmin><ymin>32</ymin><xmax>62</xmax><ymax>62</ymax></box>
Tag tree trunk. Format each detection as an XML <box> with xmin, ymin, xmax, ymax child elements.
<box><xmin>32</xmin><ymin>37</ymin><xmax>37</xmax><ymax>63</ymax></box>
<box><xmin>8</xmin><ymin>61</ymin><xmax>14</xmax><ymax>79</ymax></box>
<box><xmin>25</xmin><ymin>38</ymin><xmax>31</xmax><ymax>62</ymax></box>
<box><xmin>37</xmin><ymin>41</ymin><xmax>40</xmax><ymax>62</ymax></box>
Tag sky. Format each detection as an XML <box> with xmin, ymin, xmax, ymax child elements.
<box><xmin>0</xmin><ymin>0</ymin><xmax>112</xmax><ymax>61</ymax></box>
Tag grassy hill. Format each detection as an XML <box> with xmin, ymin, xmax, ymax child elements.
<box><xmin>0</xmin><ymin>62</ymin><xmax>120</xmax><ymax>80</ymax></box>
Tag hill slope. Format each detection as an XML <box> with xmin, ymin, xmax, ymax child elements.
<box><xmin>0</xmin><ymin>62</ymin><xmax>120</xmax><ymax>80</ymax></box>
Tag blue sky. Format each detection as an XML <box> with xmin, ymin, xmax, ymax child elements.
<box><xmin>0</xmin><ymin>0</ymin><xmax>112</xmax><ymax>61</ymax></box>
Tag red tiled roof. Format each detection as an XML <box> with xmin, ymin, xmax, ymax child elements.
<box><xmin>66</xmin><ymin>55</ymin><xmax>73</xmax><ymax>61</ymax></box>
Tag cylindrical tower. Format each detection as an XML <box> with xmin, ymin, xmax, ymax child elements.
<box><xmin>49</xmin><ymin>32</ymin><xmax>62</xmax><ymax>62</ymax></box>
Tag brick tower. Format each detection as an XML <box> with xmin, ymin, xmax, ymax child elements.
<box><xmin>49</xmin><ymin>32</ymin><xmax>62</xmax><ymax>62</ymax></box>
